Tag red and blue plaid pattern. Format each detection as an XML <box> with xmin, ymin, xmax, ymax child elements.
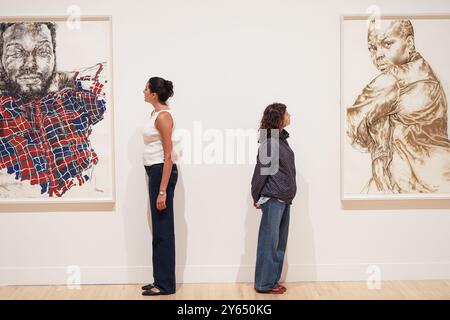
<box><xmin>0</xmin><ymin>64</ymin><xmax>107</xmax><ymax>197</ymax></box>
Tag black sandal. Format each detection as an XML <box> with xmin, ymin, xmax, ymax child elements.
<box><xmin>142</xmin><ymin>285</ymin><xmax>169</xmax><ymax>296</ymax></box>
<box><xmin>141</xmin><ymin>283</ymin><xmax>155</xmax><ymax>291</ymax></box>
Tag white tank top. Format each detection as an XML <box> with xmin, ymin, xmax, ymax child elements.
<box><xmin>142</xmin><ymin>109</ymin><xmax>181</xmax><ymax>166</ymax></box>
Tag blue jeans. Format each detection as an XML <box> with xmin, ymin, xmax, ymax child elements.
<box><xmin>254</xmin><ymin>197</ymin><xmax>290</xmax><ymax>291</ymax></box>
<box><xmin>145</xmin><ymin>163</ymin><xmax>178</xmax><ymax>294</ymax></box>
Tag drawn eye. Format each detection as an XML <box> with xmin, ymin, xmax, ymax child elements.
<box><xmin>6</xmin><ymin>49</ymin><xmax>24</xmax><ymax>59</ymax></box>
<box><xmin>383</xmin><ymin>41</ymin><xmax>394</xmax><ymax>48</ymax></box>
<box><xmin>37</xmin><ymin>48</ymin><xmax>51</xmax><ymax>57</ymax></box>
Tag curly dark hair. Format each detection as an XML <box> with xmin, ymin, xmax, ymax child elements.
<box><xmin>257</xmin><ymin>103</ymin><xmax>287</xmax><ymax>142</ymax></box>
<box><xmin>259</xmin><ymin>102</ymin><xmax>287</xmax><ymax>130</ymax></box>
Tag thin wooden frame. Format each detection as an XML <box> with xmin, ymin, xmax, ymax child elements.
<box><xmin>340</xmin><ymin>14</ymin><xmax>450</xmax><ymax>201</ymax></box>
<box><xmin>0</xmin><ymin>15</ymin><xmax>116</xmax><ymax>208</ymax></box>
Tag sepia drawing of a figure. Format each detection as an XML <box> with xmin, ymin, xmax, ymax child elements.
<box><xmin>347</xmin><ymin>19</ymin><xmax>450</xmax><ymax>194</ymax></box>
<box><xmin>0</xmin><ymin>22</ymin><xmax>107</xmax><ymax>198</ymax></box>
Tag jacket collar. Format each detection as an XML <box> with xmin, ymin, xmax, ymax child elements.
<box><xmin>258</xmin><ymin>128</ymin><xmax>290</xmax><ymax>142</ymax></box>
<box><xmin>280</xmin><ymin>129</ymin><xmax>290</xmax><ymax>140</ymax></box>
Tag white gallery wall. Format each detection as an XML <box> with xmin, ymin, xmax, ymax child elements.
<box><xmin>1</xmin><ymin>0</ymin><xmax>450</xmax><ymax>285</ymax></box>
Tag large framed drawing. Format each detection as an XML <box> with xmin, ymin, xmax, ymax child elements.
<box><xmin>0</xmin><ymin>16</ymin><xmax>115</xmax><ymax>204</ymax></box>
<box><xmin>341</xmin><ymin>14</ymin><xmax>450</xmax><ymax>200</ymax></box>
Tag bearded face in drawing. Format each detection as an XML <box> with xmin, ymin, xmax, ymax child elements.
<box><xmin>0</xmin><ymin>22</ymin><xmax>57</xmax><ymax>100</ymax></box>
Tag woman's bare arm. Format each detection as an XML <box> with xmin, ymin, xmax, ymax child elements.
<box><xmin>155</xmin><ymin>111</ymin><xmax>174</xmax><ymax>211</ymax></box>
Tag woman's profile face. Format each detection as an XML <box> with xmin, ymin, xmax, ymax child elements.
<box><xmin>143</xmin><ymin>82</ymin><xmax>156</xmax><ymax>103</ymax></box>
<box><xmin>282</xmin><ymin>110</ymin><xmax>291</xmax><ymax>128</ymax></box>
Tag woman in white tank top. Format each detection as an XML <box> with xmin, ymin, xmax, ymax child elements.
<box><xmin>141</xmin><ymin>77</ymin><xmax>179</xmax><ymax>296</ymax></box>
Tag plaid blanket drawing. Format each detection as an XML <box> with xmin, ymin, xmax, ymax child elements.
<box><xmin>0</xmin><ymin>64</ymin><xmax>107</xmax><ymax>197</ymax></box>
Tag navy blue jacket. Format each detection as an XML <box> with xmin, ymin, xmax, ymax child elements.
<box><xmin>251</xmin><ymin>129</ymin><xmax>297</xmax><ymax>205</ymax></box>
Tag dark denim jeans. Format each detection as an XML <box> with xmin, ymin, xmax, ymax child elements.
<box><xmin>254</xmin><ymin>197</ymin><xmax>290</xmax><ymax>291</ymax></box>
<box><xmin>145</xmin><ymin>163</ymin><xmax>178</xmax><ymax>294</ymax></box>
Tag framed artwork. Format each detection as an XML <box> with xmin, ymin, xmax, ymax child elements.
<box><xmin>0</xmin><ymin>16</ymin><xmax>115</xmax><ymax>204</ymax></box>
<box><xmin>341</xmin><ymin>14</ymin><xmax>450</xmax><ymax>200</ymax></box>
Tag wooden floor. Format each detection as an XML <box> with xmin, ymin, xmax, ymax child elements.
<box><xmin>1</xmin><ymin>281</ymin><xmax>450</xmax><ymax>300</ymax></box>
